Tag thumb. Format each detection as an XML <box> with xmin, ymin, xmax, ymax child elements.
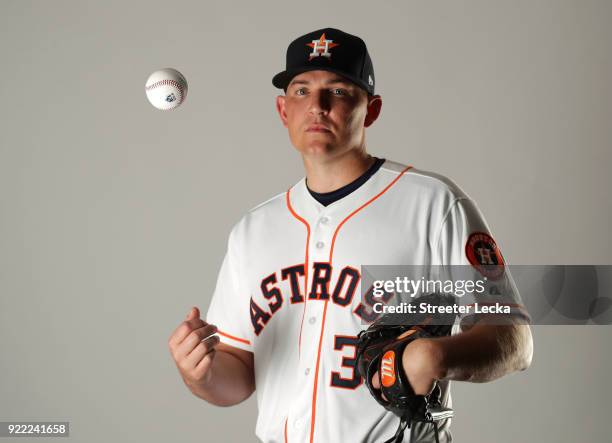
<box><xmin>371</xmin><ymin>371</ymin><xmax>381</xmax><ymax>389</ymax></box>
<box><xmin>186</xmin><ymin>306</ymin><xmax>200</xmax><ymax>320</ymax></box>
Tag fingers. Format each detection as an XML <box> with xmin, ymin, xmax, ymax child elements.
<box><xmin>175</xmin><ymin>323</ymin><xmax>219</xmax><ymax>361</ymax></box>
<box><xmin>194</xmin><ymin>348</ymin><xmax>216</xmax><ymax>376</ymax></box>
<box><xmin>371</xmin><ymin>371</ymin><xmax>380</xmax><ymax>389</ymax></box>
<box><xmin>176</xmin><ymin>326</ymin><xmax>220</xmax><ymax>382</ymax></box>
<box><xmin>186</xmin><ymin>325</ymin><xmax>220</xmax><ymax>357</ymax></box>
<box><xmin>168</xmin><ymin>307</ymin><xmax>222</xmax><ymax>384</ymax></box>
<box><xmin>185</xmin><ymin>333</ymin><xmax>221</xmax><ymax>369</ymax></box>
<box><xmin>168</xmin><ymin>307</ymin><xmax>206</xmax><ymax>348</ymax></box>
<box><xmin>168</xmin><ymin>307</ymin><xmax>219</xmax><ymax>372</ymax></box>
<box><xmin>370</xmin><ymin>371</ymin><xmax>388</xmax><ymax>401</ymax></box>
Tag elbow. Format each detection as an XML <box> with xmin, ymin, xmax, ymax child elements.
<box><xmin>514</xmin><ymin>324</ymin><xmax>534</xmax><ymax>372</ymax></box>
<box><xmin>493</xmin><ymin>322</ymin><xmax>534</xmax><ymax>374</ymax></box>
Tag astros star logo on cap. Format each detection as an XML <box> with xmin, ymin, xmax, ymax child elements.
<box><xmin>306</xmin><ymin>33</ymin><xmax>340</xmax><ymax>60</ymax></box>
<box><xmin>272</xmin><ymin>28</ymin><xmax>375</xmax><ymax>95</ymax></box>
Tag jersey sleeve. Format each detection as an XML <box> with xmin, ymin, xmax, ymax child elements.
<box><xmin>434</xmin><ymin>197</ymin><xmax>531</xmax><ymax>329</ymax></box>
<box><xmin>205</xmin><ymin>226</ymin><xmax>254</xmax><ymax>352</ymax></box>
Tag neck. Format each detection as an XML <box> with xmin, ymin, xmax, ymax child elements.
<box><xmin>303</xmin><ymin>149</ymin><xmax>375</xmax><ymax>193</ymax></box>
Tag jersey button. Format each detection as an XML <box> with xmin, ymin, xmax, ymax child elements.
<box><xmin>304</xmin><ymin>368</ymin><xmax>310</xmax><ymax>375</ymax></box>
<box><xmin>309</xmin><ymin>316</ymin><xmax>316</xmax><ymax>324</ymax></box>
<box><xmin>294</xmin><ymin>419</ymin><xmax>303</xmax><ymax>429</ymax></box>
<box><xmin>320</xmin><ymin>216</ymin><xmax>330</xmax><ymax>225</ymax></box>
<box><xmin>315</xmin><ymin>241</ymin><xmax>325</xmax><ymax>249</ymax></box>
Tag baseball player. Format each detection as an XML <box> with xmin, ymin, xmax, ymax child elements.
<box><xmin>168</xmin><ymin>28</ymin><xmax>533</xmax><ymax>442</ymax></box>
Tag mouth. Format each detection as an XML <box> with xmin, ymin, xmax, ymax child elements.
<box><xmin>306</xmin><ymin>125</ymin><xmax>332</xmax><ymax>133</ymax></box>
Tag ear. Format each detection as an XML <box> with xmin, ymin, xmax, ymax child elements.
<box><xmin>276</xmin><ymin>95</ymin><xmax>288</xmax><ymax>128</ymax></box>
<box><xmin>364</xmin><ymin>95</ymin><xmax>382</xmax><ymax>128</ymax></box>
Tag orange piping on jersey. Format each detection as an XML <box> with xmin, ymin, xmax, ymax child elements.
<box><xmin>328</xmin><ymin>165</ymin><xmax>413</xmax><ymax>258</ymax></box>
<box><xmin>309</xmin><ymin>286</ymin><xmax>331</xmax><ymax>442</ymax></box>
<box><xmin>284</xmin><ymin>417</ymin><xmax>288</xmax><ymax>443</ymax></box>
<box><xmin>218</xmin><ymin>330</ymin><xmax>251</xmax><ymax>345</ymax></box>
<box><xmin>286</xmin><ymin>188</ymin><xmax>311</xmax><ymax>356</ymax></box>
<box><xmin>309</xmin><ymin>165</ymin><xmax>413</xmax><ymax>443</ymax></box>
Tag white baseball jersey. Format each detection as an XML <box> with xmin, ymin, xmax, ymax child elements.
<box><xmin>206</xmin><ymin>159</ymin><xmax>528</xmax><ymax>443</ymax></box>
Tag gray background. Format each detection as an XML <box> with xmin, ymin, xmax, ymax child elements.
<box><xmin>1</xmin><ymin>0</ymin><xmax>611</xmax><ymax>442</ymax></box>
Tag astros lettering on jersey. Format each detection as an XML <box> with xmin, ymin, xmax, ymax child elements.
<box><xmin>206</xmin><ymin>160</ymin><xmax>527</xmax><ymax>443</ymax></box>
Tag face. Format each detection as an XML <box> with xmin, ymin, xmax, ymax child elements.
<box><xmin>276</xmin><ymin>70</ymin><xmax>381</xmax><ymax>159</ymax></box>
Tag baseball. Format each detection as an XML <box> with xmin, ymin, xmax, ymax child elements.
<box><xmin>145</xmin><ymin>68</ymin><xmax>188</xmax><ymax>110</ymax></box>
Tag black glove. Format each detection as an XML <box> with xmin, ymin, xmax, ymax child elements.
<box><xmin>355</xmin><ymin>293</ymin><xmax>457</xmax><ymax>443</ymax></box>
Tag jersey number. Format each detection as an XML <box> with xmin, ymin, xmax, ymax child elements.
<box><xmin>330</xmin><ymin>335</ymin><xmax>362</xmax><ymax>389</ymax></box>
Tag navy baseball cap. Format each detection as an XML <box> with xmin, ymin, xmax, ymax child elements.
<box><xmin>272</xmin><ymin>27</ymin><xmax>375</xmax><ymax>95</ymax></box>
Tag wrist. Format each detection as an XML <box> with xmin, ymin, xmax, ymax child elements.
<box><xmin>183</xmin><ymin>369</ymin><xmax>213</xmax><ymax>395</ymax></box>
<box><xmin>402</xmin><ymin>337</ymin><xmax>448</xmax><ymax>381</ymax></box>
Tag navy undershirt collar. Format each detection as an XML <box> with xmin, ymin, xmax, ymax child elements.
<box><xmin>306</xmin><ymin>157</ymin><xmax>386</xmax><ymax>207</ymax></box>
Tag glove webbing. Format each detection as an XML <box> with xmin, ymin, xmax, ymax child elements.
<box><xmin>377</xmin><ymin>336</ymin><xmax>447</xmax><ymax>443</ymax></box>
<box><xmin>382</xmin><ymin>412</ymin><xmax>442</xmax><ymax>443</ymax></box>
<box><xmin>382</xmin><ymin>419</ymin><xmax>441</xmax><ymax>443</ymax></box>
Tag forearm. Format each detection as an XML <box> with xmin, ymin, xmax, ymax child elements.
<box><xmin>433</xmin><ymin>319</ymin><xmax>533</xmax><ymax>383</ymax></box>
<box><xmin>184</xmin><ymin>350</ymin><xmax>255</xmax><ymax>406</ymax></box>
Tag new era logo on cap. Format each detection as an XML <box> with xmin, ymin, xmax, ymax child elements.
<box><xmin>272</xmin><ymin>27</ymin><xmax>376</xmax><ymax>95</ymax></box>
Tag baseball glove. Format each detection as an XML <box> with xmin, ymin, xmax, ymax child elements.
<box><xmin>355</xmin><ymin>293</ymin><xmax>457</xmax><ymax>443</ymax></box>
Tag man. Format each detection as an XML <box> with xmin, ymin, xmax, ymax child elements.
<box><xmin>168</xmin><ymin>28</ymin><xmax>533</xmax><ymax>442</ymax></box>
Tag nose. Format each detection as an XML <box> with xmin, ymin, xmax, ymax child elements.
<box><xmin>308</xmin><ymin>89</ymin><xmax>330</xmax><ymax>115</ymax></box>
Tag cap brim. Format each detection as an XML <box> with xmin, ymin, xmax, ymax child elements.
<box><xmin>272</xmin><ymin>66</ymin><xmax>369</xmax><ymax>93</ymax></box>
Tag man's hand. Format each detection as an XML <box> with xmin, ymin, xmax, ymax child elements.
<box><xmin>371</xmin><ymin>338</ymin><xmax>442</xmax><ymax>396</ymax></box>
<box><xmin>370</xmin><ymin>317</ymin><xmax>533</xmax><ymax>395</ymax></box>
<box><xmin>168</xmin><ymin>307</ymin><xmax>255</xmax><ymax>406</ymax></box>
<box><xmin>168</xmin><ymin>307</ymin><xmax>220</xmax><ymax>389</ymax></box>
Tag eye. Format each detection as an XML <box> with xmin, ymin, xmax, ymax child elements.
<box><xmin>295</xmin><ymin>88</ymin><xmax>307</xmax><ymax>96</ymax></box>
<box><xmin>332</xmin><ymin>88</ymin><xmax>347</xmax><ymax>96</ymax></box>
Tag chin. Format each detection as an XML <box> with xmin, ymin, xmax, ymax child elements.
<box><xmin>295</xmin><ymin>142</ymin><xmax>337</xmax><ymax>157</ymax></box>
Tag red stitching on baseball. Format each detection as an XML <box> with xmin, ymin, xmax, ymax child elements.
<box><xmin>145</xmin><ymin>79</ymin><xmax>185</xmax><ymax>105</ymax></box>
